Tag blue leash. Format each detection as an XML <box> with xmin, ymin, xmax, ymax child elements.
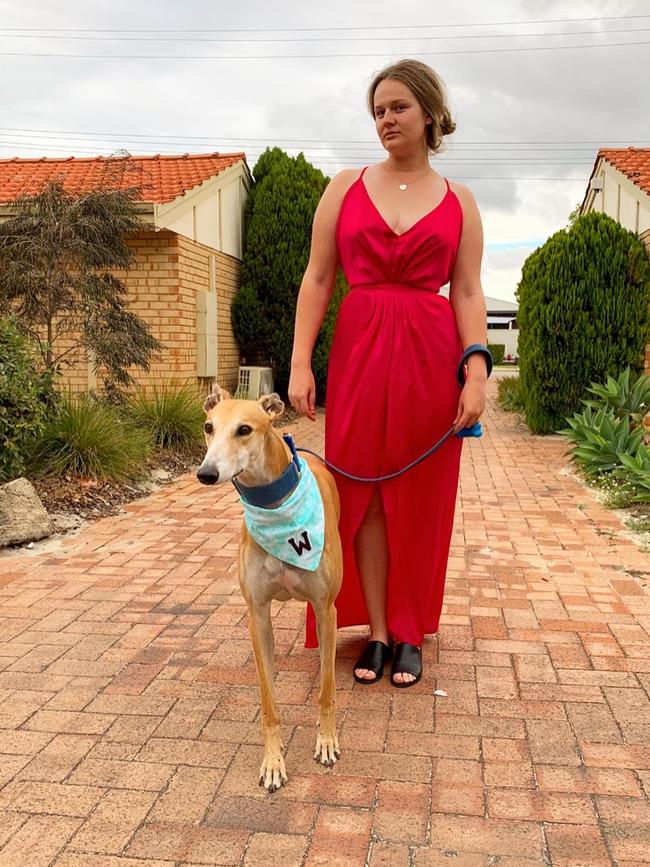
<box><xmin>296</xmin><ymin>421</ymin><xmax>482</xmax><ymax>483</ymax></box>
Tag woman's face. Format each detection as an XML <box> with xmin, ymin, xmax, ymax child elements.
<box><xmin>373</xmin><ymin>78</ymin><xmax>431</xmax><ymax>152</ymax></box>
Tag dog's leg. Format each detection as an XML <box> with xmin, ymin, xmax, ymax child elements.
<box><xmin>313</xmin><ymin>601</ymin><xmax>340</xmax><ymax>766</ymax></box>
<box><xmin>247</xmin><ymin>600</ymin><xmax>287</xmax><ymax>792</ymax></box>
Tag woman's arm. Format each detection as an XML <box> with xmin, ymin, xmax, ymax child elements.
<box><xmin>289</xmin><ymin>169</ymin><xmax>357</xmax><ymax>419</ymax></box>
<box><xmin>448</xmin><ymin>183</ymin><xmax>488</xmax><ymax>382</ymax></box>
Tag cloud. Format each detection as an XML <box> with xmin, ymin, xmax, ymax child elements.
<box><xmin>1</xmin><ymin>0</ymin><xmax>646</xmax><ymax>301</ymax></box>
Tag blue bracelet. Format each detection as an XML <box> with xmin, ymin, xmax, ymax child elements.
<box><xmin>457</xmin><ymin>343</ymin><xmax>493</xmax><ymax>388</ymax></box>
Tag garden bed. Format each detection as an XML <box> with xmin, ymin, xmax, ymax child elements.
<box><xmin>29</xmin><ymin>405</ymin><xmax>303</xmax><ymax>524</ymax></box>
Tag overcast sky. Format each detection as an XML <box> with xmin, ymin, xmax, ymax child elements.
<box><xmin>2</xmin><ymin>0</ymin><xmax>649</xmax><ymax>303</ymax></box>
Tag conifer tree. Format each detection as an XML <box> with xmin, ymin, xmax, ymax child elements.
<box><xmin>516</xmin><ymin>211</ymin><xmax>650</xmax><ymax>434</ymax></box>
<box><xmin>232</xmin><ymin>148</ymin><xmax>346</xmax><ymax>399</ymax></box>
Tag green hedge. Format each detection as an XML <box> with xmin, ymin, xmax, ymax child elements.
<box><xmin>0</xmin><ymin>317</ymin><xmax>52</xmax><ymax>482</ymax></box>
<box><xmin>232</xmin><ymin>148</ymin><xmax>347</xmax><ymax>401</ymax></box>
<box><xmin>516</xmin><ymin>212</ymin><xmax>650</xmax><ymax>434</ymax></box>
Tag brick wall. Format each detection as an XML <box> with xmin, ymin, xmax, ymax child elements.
<box><xmin>56</xmin><ymin>230</ymin><xmax>241</xmax><ymax>394</ymax></box>
<box><xmin>176</xmin><ymin>234</ymin><xmax>241</xmax><ymax>394</ymax></box>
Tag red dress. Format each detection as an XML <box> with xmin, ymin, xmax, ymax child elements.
<box><xmin>305</xmin><ymin>166</ymin><xmax>465</xmax><ymax>649</ymax></box>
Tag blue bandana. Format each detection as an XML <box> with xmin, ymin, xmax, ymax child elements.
<box><xmin>240</xmin><ymin>457</ymin><xmax>325</xmax><ymax>572</ymax></box>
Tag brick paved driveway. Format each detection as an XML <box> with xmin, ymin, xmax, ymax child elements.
<box><xmin>0</xmin><ymin>378</ymin><xmax>648</xmax><ymax>866</ymax></box>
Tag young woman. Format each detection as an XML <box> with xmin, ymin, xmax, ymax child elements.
<box><xmin>288</xmin><ymin>58</ymin><xmax>489</xmax><ymax>687</ymax></box>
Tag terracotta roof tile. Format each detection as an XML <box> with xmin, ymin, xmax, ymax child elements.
<box><xmin>0</xmin><ymin>152</ymin><xmax>246</xmax><ymax>205</ymax></box>
<box><xmin>598</xmin><ymin>147</ymin><xmax>650</xmax><ymax>196</ymax></box>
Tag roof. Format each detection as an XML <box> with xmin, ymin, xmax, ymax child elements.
<box><xmin>483</xmin><ymin>294</ymin><xmax>518</xmax><ymax>311</ymax></box>
<box><xmin>593</xmin><ymin>147</ymin><xmax>650</xmax><ymax>196</ymax></box>
<box><xmin>0</xmin><ymin>152</ymin><xmax>247</xmax><ymax>205</ymax></box>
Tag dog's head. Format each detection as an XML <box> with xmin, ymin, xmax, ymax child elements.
<box><xmin>196</xmin><ymin>384</ymin><xmax>285</xmax><ymax>485</ymax></box>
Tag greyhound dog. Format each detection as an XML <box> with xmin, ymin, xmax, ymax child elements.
<box><xmin>196</xmin><ymin>384</ymin><xmax>343</xmax><ymax>792</ymax></box>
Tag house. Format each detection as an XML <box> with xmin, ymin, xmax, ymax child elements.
<box><xmin>580</xmin><ymin>146</ymin><xmax>650</xmax><ymax>373</ymax></box>
<box><xmin>580</xmin><ymin>147</ymin><xmax>650</xmax><ymax>238</ymax></box>
<box><xmin>0</xmin><ymin>152</ymin><xmax>252</xmax><ymax>393</ymax></box>
<box><xmin>440</xmin><ymin>288</ymin><xmax>519</xmax><ymax>359</ymax></box>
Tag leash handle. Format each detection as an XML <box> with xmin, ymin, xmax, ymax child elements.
<box><xmin>296</xmin><ymin>421</ymin><xmax>482</xmax><ymax>483</ymax></box>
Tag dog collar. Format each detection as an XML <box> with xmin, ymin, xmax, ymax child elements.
<box><xmin>232</xmin><ymin>433</ymin><xmax>302</xmax><ymax>509</ymax></box>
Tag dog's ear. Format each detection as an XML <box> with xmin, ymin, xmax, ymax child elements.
<box><xmin>204</xmin><ymin>383</ymin><xmax>229</xmax><ymax>413</ymax></box>
<box><xmin>258</xmin><ymin>392</ymin><xmax>285</xmax><ymax>420</ymax></box>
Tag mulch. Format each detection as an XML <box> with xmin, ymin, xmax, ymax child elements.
<box><xmin>30</xmin><ymin>405</ymin><xmax>306</xmax><ymax>523</ymax></box>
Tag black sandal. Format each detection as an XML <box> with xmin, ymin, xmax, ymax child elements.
<box><xmin>353</xmin><ymin>640</ymin><xmax>392</xmax><ymax>684</ymax></box>
<box><xmin>390</xmin><ymin>642</ymin><xmax>422</xmax><ymax>688</ymax></box>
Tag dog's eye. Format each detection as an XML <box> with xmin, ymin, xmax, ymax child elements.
<box><xmin>236</xmin><ymin>424</ymin><xmax>253</xmax><ymax>437</ymax></box>
<box><xmin>204</xmin><ymin>422</ymin><xmax>213</xmax><ymax>435</ymax></box>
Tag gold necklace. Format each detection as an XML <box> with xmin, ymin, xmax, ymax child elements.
<box><xmin>383</xmin><ymin>164</ymin><xmax>432</xmax><ymax>191</ymax></box>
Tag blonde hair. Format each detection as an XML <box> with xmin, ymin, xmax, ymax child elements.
<box><xmin>367</xmin><ymin>59</ymin><xmax>456</xmax><ymax>153</ymax></box>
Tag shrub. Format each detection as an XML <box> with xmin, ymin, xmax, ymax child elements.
<box><xmin>26</xmin><ymin>393</ymin><xmax>151</xmax><ymax>482</ymax></box>
<box><xmin>582</xmin><ymin>367</ymin><xmax>650</xmax><ymax>428</ymax></box>
<box><xmin>497</xmin><ymin>375</ymin><xmax>524</xmax><ymax>413</ymax></box>
<box><xmin>0</xmin><ymin>317</ymin><xmax>52</xmax><ymax>482</ymax></box>
<box><xmin>559</xmin><ymin>403</ymin><xmax>645</xmax><ymax>475</ymax></box>
<box><xmin>231</xmin><ymin>283</ymin><xmax>269</xmax><ymax>366</ymax></box>
<box><xmin>0</xmin><ymin>173</ymin><xmax>162</xmax><ymax>388</ymax></box>
<box><xmin>618</xmin><ymin>447</ymin><xmax>650</xmax><ymax>503</ymax></box>
<box><xmin>488</xmin><ymin>343</ymin><xmax>505</xmax><ymax>365</ymax></box>
<box><xmin>121</xmin><ymin>382</ymin><xmax>205</xmax><ymax>453</ymax></box>
<box><xmin>232</xmin><ymin>148</ymin><xmax>347</xmax><ymax>400</ymax></box>
<box><xmin>516</xmin><ymin>212</ymin><xmax>650</xmax><ymax>434</ymax></box>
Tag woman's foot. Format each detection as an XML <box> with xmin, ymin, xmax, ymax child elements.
<box><xmin>390</xmin><ymin>643</ymin><xmax>422</xmax><ymax>688</ymax></box>
<box><xmin>353</xmin><ymin>639</ymin><xmax>392</xmax><ymax>684</ymax></box>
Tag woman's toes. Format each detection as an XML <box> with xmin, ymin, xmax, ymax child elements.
<box><xmin>355</xmin><ymin>668</ymin><xmax>376</xmax><ymax>681</ymax></box>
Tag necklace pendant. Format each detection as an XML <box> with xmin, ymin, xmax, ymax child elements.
<box><xmin>399</xmin><ymin>183</ymin><xmax>407</xmax><ymax>190</ymax></box>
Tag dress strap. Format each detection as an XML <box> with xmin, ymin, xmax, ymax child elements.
<box><xmin>444</xmin><ymin>177</ymin><xmax>450</xmax><ymax>191</ymax></box>
<box><xmin>360</xmin><ymin>165</ymin><xmax>369</xmax><ymax>179</ymax></box>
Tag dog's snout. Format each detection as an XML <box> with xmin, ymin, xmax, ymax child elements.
<box><xmin>197</xmin><ymin>468</ymin><xmax>219</xmax><ymax>485</ymax></box>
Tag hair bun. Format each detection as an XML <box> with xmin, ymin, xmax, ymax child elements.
<box><xmin>440</xmin><ymin>114</ymin><xmax>456</xmax><ymax>136</ymax></box>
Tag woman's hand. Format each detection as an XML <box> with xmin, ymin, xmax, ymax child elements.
<box><xmin>452</xmin><ymin>378</ymin><xmax>486</xmax><ymax>433</ymax></box>
<box><xmin>288</xmin><ymin>365</ymin><xmax>316</xmax><ymax>422</ymax></box>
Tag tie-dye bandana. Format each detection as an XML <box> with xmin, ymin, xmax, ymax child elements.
<box><xmin>240</xmin><ymin>458</ymin><xmax>325</xmax><ymax>571</ymax></box>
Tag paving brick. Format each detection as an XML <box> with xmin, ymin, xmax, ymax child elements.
<box><xmin>486</xmin><ymin>787</ymin><xmax>596</xmax><ymax>823</ymax></box>
<box><xmin>0</xmin><ymin>383</ymin><xmax>649</xmax><ymax>867</ymax></box>
<box><xmin>536</xmin><ymin>765</ymin><xmax>642</xmax><ymax>797</ymax></box>
<box><xmin>67</xmin><ymin>789</ymin><xmax>157</xmax><ymax>854</ymax></box>
<box><xmin>526</xmin><ymin>719</ymin><xmax>582</xmax><ymax>765</ymax></box>
<box><xmin>428</xmin><ymin>814</ymin><xmax>545</xmax><ymax>859</ymax></box>
<box><xmin>0</xmin><ymin>779</ymin><xmax>104</xmax><ymax>816</ymax></box>
<box><xmin>385</xmin><ymin>730</ymin><xmax>479</xmax><ymax>760</ymax></box>
<box><xmin>54</xmin><ymin>855</ymin><xmax>174</xmax><ymax>867</ymax></box>
<box><xmin>544</xmin><ymin>823</ymin><xmax>610</xmax><ymax>866</ymax></box>
<box><xmin>305</xmin><ymin>806</ymin><xmax>372</xmax><ymax>866</ymax></box>
<box><xmin>368</xmin><ymin>842</ymin><xmax>410</xmax><ymax>867</ymax></box>
<box><xmin>125</xmin><ymin>822</ymin><xmax>248</xmax><ymax>863</ymax></box>
<box><xmin>244</xmin><ymin>833</ymin><xmax>309</xmax><ymax>867</ymax></box>
<box><xmin>431</xmin><ymin>782</ymin><xmax>485</xmax><ymax>816</ymax></box>
<box><xmin>483</xmin><ymin>762</ymin><xmax>535</xmax><ymax>789</ymax></box>
<box><xmin>566</xmin><ymin>701</ymin><xmax>624</xmax><ymax>743</ymax></box>
<box><xmin>373</xmin><ymin>780</ymin><xmax>429</xmax><ymax>843</ymax></box>
<box><xmin>413</xmin><ymin>851</ymin><xmax>489</xmax><ymax>866</ymax></box>
<box><xmin>204</xmin><ymin>795</ymin><xmax>316</xmax><ymax>834</ymax></box>
<box><xmin>595</xmin><ymin>795</ymin><xmax>650</xmax><ymax>861</ymax></box>
<box><xmin>482</xmin><ymin>737</ymin><xmax>531</xmax><ymax>763</ymax></box>
<box><xmin>147</xmin><ymin>766</ymin><xmax>224</xmax><ymax>824</ymax></box>
<box><xmin>16</xmin><ymin>733</ymin><xmax>96</xmax><ymax>782</ymax></box>
<box><xmin>68</xmin><ymin>757</ymin><xmax>173</xmax><ymax>790</ymax></box>
<box><xmin>0</xmin><ymin>814</ymin><xmax>82</xmax><ymax>866</ymax></box>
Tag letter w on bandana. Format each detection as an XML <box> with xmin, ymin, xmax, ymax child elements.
<box><xmin>240</xmin><ymin>458</ymin><xmax>325</xmax><ymax>571</ymax></box>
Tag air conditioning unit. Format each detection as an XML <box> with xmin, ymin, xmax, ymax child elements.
<box><xmin>589</xmin><ymin>177</ymin><xmax>603</xmax><ymax>192</ymax></box>
<box><xmin>237</xmin><ymin>366</ymin><xmax>274</xmax><ymax>399</ymax></box>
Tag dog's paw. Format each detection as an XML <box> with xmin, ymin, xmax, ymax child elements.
<box><xmin>259</xmin><ymin>751</ymin><xmax>288</xmax><ymax>793</ymax></box>
<box><xmin>314</xmin><ymin>731</ymin><xmax>340</xmax><ymax>767</ymax></box>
